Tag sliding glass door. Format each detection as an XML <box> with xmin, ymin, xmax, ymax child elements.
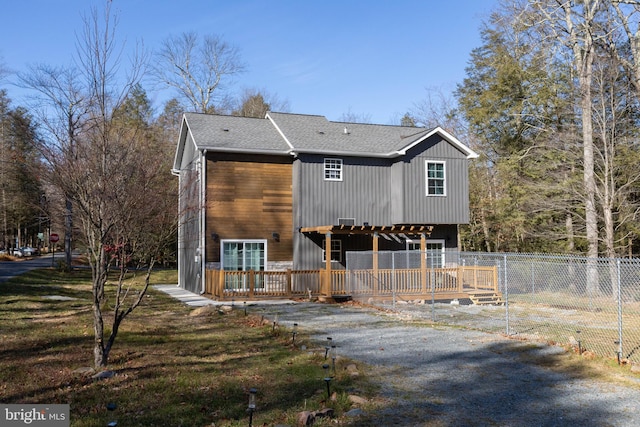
<box><xmin>222</xmin><ymin>240</ymin><xmax>266</xmax><ymax>289</ymax></box>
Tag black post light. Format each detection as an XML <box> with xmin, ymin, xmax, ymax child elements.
<box><xmin>576</xmin><ymin>330</ymin><xmax>582</xmax><ymax>355</ymax></box>
<box><xmin>325</xmin><ymin>337</ymin><xmax>332</xmax><ymax>359</ymax></box>
<box><xmin>322</xmin><ymin>364</ymin><xmax>332</xmax><ymax>398</ymax></box>
<box><xmin>247</xmin><ymin>388</ymin><xmax>257</xmax><ymax>427</ymax></box>
<box><xmin>331</xmin><ymin>345</ymin><xmax>337</xmax><ymax>374</ymax></box>
<box><xmin>106</xmin><ymin>402</ymin><xmax>117</xmax><ymax>427</ymax></box>
<box><xmin>292</xmin><ymin>323</ymin><xmax>298</xmax><ymax>346</ymax></box>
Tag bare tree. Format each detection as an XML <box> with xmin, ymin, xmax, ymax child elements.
<box><xmin>338</xmin><ymin>108</ymin><xmax>372</xmax><ymax>123</ymax></box>
<box><xmin>22</xmin><ymin>1</ymin><xmax>175</xmax><ymax>368</ymax></box>
<box><xmin>232</xmin><ymin>87</ymin><xmax>290</xmax><ymax>118</ymax></box>
<box><xmin>151</xmin><ymin>32</ymin><xmax>245</xmax><ymax>114</ymax></box>
<box><xmin>18</xmin><ymin>64</ymin><xmax>89</xmax><ymax>269</ymax></box>
<box><xmin>0</xmin><ymin>56</ymin><xmax>8</xmax><ymax>83</ymax></box>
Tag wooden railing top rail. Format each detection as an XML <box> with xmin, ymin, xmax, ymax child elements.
<box><xmin>204</xmin><ymin>265</ymin><xmax>499</xmax><ymax>299</ymax></box>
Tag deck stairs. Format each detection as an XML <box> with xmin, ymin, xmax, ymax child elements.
<box><xmin>466</xmin><ymin>290</ymin><xmax>505</xmax><ymax>305</ymax></box>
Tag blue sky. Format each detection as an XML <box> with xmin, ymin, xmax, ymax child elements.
<box><xmin>0</xmin><ymin>0</ymin><xmax>495</xmax><ymax>125</ymax></box>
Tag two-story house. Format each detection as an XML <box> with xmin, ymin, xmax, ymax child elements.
<box><xmin>172</xmin><ymin>112</ymin><xmax>478</xmax><ymax>296</ymax></box>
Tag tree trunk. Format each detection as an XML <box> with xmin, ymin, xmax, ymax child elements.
<box><xmin>563</xmin><ymin>0</ymin><xmax>599</xmax><ymax>294</ymax></box>
<box><xmin>64</xmin><ymin>197</ymin><xmax>73</xmax><ymax>270</ymax></box>
<box><xmin>582</xmin><ymin>70</ymin><xmax>600</xmax><ymax>295</ymax></box>
<box><xmin>93</xmin><ymin>292</ymin><xmax>106</xmax><ymax>368</ymax></box>
<box><xmin>92</xmin><ymin>236</ymin><xmax>109</xmax><ymax>368</ymax></box>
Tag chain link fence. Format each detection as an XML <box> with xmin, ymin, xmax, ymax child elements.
<box><xmin>345</xmin><ymin>250</ymin><xmax>640</xmax><ymax>364</ymax></box>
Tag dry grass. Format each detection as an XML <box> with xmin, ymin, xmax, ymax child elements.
<box><xmin>0</xmin><ymin>269</ymin><xmax>375</xmax><ymax>426</ymax></box>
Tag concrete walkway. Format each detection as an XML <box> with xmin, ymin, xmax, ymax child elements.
<box><xmin>152</xmin><ymin>284</ymin><xmax>297</xmax><ymax>307</ymax></box>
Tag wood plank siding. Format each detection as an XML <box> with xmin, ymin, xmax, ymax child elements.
<box><xmin>205</xmin><ymin>153</ymin><xmax>293</xmax><ymax>263</ymax></box>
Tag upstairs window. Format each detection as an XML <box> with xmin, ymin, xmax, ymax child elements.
<box><xmin>324</xmin><ymin>158</ymin><xmax>343</xmax><ymax>181</ymax></box>
<box><xmin>426</xmin><ymin>161</ymin><xmax>446</xmax><ymax>196</ymax></box>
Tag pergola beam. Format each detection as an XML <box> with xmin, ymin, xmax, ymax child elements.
<box><xmin>300</xmin><ymin>224</ymin><xmax>434</xmax><ymax>236</ymax></box>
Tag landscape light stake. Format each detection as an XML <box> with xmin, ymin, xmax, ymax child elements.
<box><xmin>576</xmin><ymin>330</ymin><xmax>582</xmax><ymax>355</ymax></box>
<box><xmin>106</xmin><ymin>402</ymin><xmax>117</xmax><ymax>427</ymax></box>
<box><xmin>244</xmin><ymin>301</ymin><xmax>247</xmax><ymax>316</ymax></box>
<box><xmin>247</xmin><ymin>388</ymin><xmax>257</xmax><ymax>427</ymax></box>
<box><xmin>292</xmin><ymin>323</ymin><xmax>298</xmax><ymax>346</ymax></box>
<box><xmin>331</xmin><ymin>345</ymin><xmax>337</xmax><ymax>375</ymax></box>
<box><xmin>325</xmin><ymin>337</ymin><xmax>332</xmax><ymax>359</ymax></box>
<box><xmin>322</xmin><ymin>364</ymin><xmax>332</xmax><ymax>398</ymax></box>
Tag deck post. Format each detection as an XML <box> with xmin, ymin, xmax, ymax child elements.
<box><xmin>473</xmin><ymin>265</ymin><xmax>478</xmax><ymax>291</ymax></box>
<box><xmin>373</xmin><ymin>232</ymin><xmax>379</xmax><ymax>297</ymax></box>
<box><xmin>420</xmin><ymin>233</ymin><xmax>427</xmax><ymax>296</ymax></box>
<box><xmin>286</xmin><ymin>269</ymin><xmax>292</xmax><ymax>297</ymax></box>
<box><xmin>249</xmin><ymin>270</ymin><xmax>255</xmax><ymax>298</ymax></box>
<box><xmin>324</xmin><ymin>232</ymin><xmax>332</xmax><ymax>297</ymax></box>
<box><xmin>218</xmin><ymin>269</ymin><xmax>225</xmax><ymax>298</ymax></box>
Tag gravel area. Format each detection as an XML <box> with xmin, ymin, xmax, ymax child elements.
<box><xmin>250</xmin><ymin>301</ymin><xmax>640</xmax><ymax>427</ymax></box>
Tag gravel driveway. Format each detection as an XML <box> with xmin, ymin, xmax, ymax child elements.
<box><xmin>251</xmin><ymin>301</ymin><xmax>640</xmax><ymax>427</ymax></box>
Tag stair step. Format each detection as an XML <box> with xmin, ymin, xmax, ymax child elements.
<box><xmin>467</xmin><ymin>291</ymin><xmax>505</xmax><ymax>306</ymax></box>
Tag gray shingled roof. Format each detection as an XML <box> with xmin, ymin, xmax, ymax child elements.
<box><xmin>267</xmin><ymin>112</ymin><xmax>430</xmax><ymax>156</ymax></box>
<box><xmin>181</xmin><ymin>111</ymin><xmax>476</xmax><ymax>159</ymax></box>
<box><xmin>184</xmin><ymin>112</ymin><xmax>290</xmax><ymax>154</ymax></box>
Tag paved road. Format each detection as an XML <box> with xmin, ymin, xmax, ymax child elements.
<box><xmin>0</xmin><ymin>253</ymin><xmax>61</xmax><ymax>283</ymax></box>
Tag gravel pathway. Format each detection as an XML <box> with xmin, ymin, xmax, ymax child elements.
<box><xmin>250</xmin><ymin>301</ymin><xmax>640</xmax><ymax>427</ymax></box>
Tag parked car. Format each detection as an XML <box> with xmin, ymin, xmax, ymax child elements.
<box><xmin>12</xmin><ymin>248</ymin><xmax>24</xmax><ymax>257</ymax></box>
<box><xmin>21</xmin><ymin>247</ymin><xmax>37</xmax><ymax>256</ymax></box>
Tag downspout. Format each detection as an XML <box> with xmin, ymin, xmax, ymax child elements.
<box><xmin>200</xmin><ymin>149</ymin><xmax>207</xmax><ymax>294</ymax></box>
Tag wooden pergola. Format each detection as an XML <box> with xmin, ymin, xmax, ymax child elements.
<box><xmin>300</xmin><ymin>224</ymin><xmax>434</xmax><ymax>297</ymax></box>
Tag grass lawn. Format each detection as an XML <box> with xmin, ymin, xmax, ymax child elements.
<box><xmin>0</xmin><ymin>269</ymin><xmax>376</xmax><ymax>426</ymax></box>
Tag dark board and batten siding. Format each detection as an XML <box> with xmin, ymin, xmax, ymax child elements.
<box><xmin>292</xmin><ymin>135</ymin><xmax>471</xmax><ymax>270</ymax></box>
<box><xmin>400</xmin><ymin>136</ymin><xmax>471</xmax><ymax>224</ymax></box>
<box><xmin>177</xmin><ymin>134</ymin><xmax>201</xmax><ymax>293</ymax></box>
<box><xmin>294</xmin><ymin>154</ymin><xmax>392</xmax><ymax>228</ymax></box>
<box><xmin>293</xmin><ymin>155</ymin><xmax>394</xmax><ymax>270</ymax></box>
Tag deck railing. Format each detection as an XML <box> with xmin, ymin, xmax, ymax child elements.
<box><xmin>205</xmin><ymin>265</ymin><xmax>497</xmax><ymax>300</ymax></box>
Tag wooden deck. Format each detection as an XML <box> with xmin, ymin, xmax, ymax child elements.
<box><xmin>204</xmin><ymin>265</ymin><xmax>499</xmax><ymax>303</ymax></box>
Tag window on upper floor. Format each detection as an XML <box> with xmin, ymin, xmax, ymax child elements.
<box><xmin>426</xmin><ymin>160</ymin><xmax>446</xmax><ymax>196</ymax></box>
<box><xmin>324</xmin><ymin>158</ymin><xmax>343</xmax><ymax>181</ymax></box>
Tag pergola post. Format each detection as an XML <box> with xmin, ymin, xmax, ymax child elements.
<box><xmin>420</xmin><ymin>232</ymin><xmax>427</xmax><ymax>295</ymax></box>
<box><xmin>373</xmin><ymin>232</ymin><xmax>379</xmax><ymax>297</ymax></box>
<box><xmin>323</xmin><ymin>232</ymin><xmax>332</xmax><ymax>297</ymax></box>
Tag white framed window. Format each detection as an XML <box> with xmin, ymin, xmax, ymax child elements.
<box><xmin>406</xmin><ymin>239</ymin><xmax>445</xmax><ymax>268</ymax></box>
<box><xmin>426</xmin><ymin>160</ymin><xmax>446</xmax><ymax>196</ymax></box>
<box><xmin>324</xmin><ymin>158</ymin><xmax>343</xmax><ymax>181</ymax></box>
<box><xmin>322</xmin><ymin>239</ymin><xmax>342</xmax><ymax>262</ymax></box>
